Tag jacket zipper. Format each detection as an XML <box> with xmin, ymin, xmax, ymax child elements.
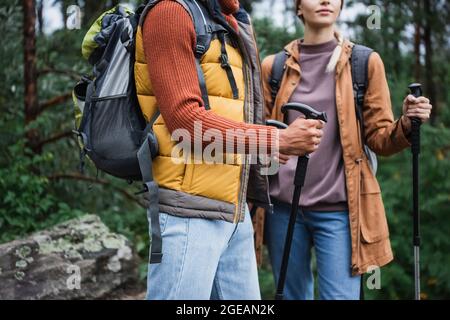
<box><xmin>354</xmin><ymin>157</ymin><xmax>363</xmax><ymax>273</ymax></box>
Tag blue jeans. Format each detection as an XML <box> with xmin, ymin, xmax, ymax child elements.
<box><xmin>146</xmin><ymin>206</ymin><xmax>261</xmax><ymax>300</ymax></box>
<box><xmin>265</xmin><ymin>200</ymin><xmax>360</xmax><ymax>300</ymax></box>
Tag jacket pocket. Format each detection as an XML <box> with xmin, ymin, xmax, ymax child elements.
<box><xmin>359</xmin><ymin>175</ymin><xmax>390</xmax><ymax>243</ymax></box>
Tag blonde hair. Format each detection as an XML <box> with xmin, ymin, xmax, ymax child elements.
<box><xmin>325</xmin><ymin>30</ymin><xmax>344</xmax><ymax>73</ymax></box>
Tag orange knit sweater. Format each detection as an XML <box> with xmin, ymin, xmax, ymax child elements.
<box><xmin>142</xmin><ymin>0</ymin><xmax>277</xmax><ymax>154</ymax></box>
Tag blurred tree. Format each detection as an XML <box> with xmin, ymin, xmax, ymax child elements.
<box><xmin>423</xmin><ymin>0</ymin><xmax>436</xmax><ymax>124</ymax></box>
<box><xmin>37</xmin><ymin>0</ymin><xmax>43</xmax><ymax>35</ymax></box>
<box><xmin>240</xmin><ymin>0</ymin><xmax>263</xmax><ymax>13</ymax></box>
<box><xmin>346</xmin><ymin>0</ymin><xmax>449</xmax><ymax>127</ymax></box>
<box><xmin>23</xmin><ymin>0</ymin><xmax>40</xmax><ymax>153</ymax></box>
<box><xmin>253</xmin><ymin>17</ymin><xmax>303</xmax><ymax>58</ymax></box>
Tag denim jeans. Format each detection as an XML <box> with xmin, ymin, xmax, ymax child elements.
<box><xmin>265</xmin><ymin>200</ymin><xmax>361</xmax><ymax>300</ymax></box>
<box><xmin>146</xmin><ymin>205</ymin><xmax>261</xmax><ymax>300</ymax></box>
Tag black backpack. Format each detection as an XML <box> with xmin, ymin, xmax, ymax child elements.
<box><xmin>268</xmin><ymin>44</ymin><xmax>378</xmax><ymax>174</ymax></box>
<box><xmin>73</xmin><ymin>5</ymin><xmax>157</xmax><ymax>182</ymax></box>
<box><xmin>72</xmin><ymin>4</ymin><xmax>161</xmax><ymax>263</ymax></box>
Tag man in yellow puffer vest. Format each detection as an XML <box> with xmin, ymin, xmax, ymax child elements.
<box><xmin>136</xmin><ymin>0</ymin><xmax>324</xmax><ymax>299</ymax></box>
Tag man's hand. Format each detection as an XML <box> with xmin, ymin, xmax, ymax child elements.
<box><xmin>273</xmin><ymin>152</ymin><xmax>291</xmax><ymax>165</ymax></box>
<box><xmin>278</xmin><ymin>117</ymin><xmax>324</xmax><ymax>156</ymax></box>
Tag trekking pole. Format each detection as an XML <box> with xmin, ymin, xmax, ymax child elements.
<box><xmin>408</xmin><ymin>83</ymin><xmax>422</xmax><ymax>300</ymax></box>
<box><xmin>266</xmin><ymin>103</ymin><xmax>327</xmax><ymax>300</ymax></box>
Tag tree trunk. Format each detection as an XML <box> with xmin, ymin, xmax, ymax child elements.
<box><xmin>413</xmin><ymin>0</ymin><xmax>422</xmax><ymax>81</ymax></box>
<box><xmin>62</xmin><ymin>0</ymin><xmax>68</xmax><ymax>30</ymax></box>
<box><xmin>83</xmin><ymin>1</ymin><xmax>107</xmax><ymax>28</ymax></box>
<box><xmin>414</xmin><ymin>20</ymin><xmax>421</xmax><ymax>81</ymax></box>
<box><xmin>23</xmin><ymin>0</ymin><xmax>40</xmax><ymax>153</ymax></box>
<box><xmin>423</xmin><ymin>0</ymin><xmax>437</xmax><ymax>125</ymax></box>
<box><xmin>240</xmin><ymin>0</ymin><xmax>258</xmax><ymax>14</ymax></box>
<box><xmin>37</xmin><ymin>0</ymin><xmax>44</xmax><ymax>35</ymax></box>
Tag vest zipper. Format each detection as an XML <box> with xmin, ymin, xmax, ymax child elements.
<box><xmin>234</xmin><ymin>33</ymin><xmax>253</xmax><ymax>223</ymax></box>
<box><xmin>250</xmin><ymin>24</ymin><xmax>274</xmax><ymax>212</ymax></box>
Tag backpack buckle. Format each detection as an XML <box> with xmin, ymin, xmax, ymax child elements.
<box><xmin>269</xmin><ymin>78</ymin><xmax>279</xmax><ymax>87</ymax></box>
<box><xmin>195</xmin><ymin>44</ymin><xmax>206</xmax><ymax>57</ymax></box>
<box><xmin>354</xmin><ymin>83</ymin><xmax>365</xmax><ymax>107</ymax></box>
<box><xmin>356</xmin><ymin>91</ymin><xmax>365</xmax><ymax>106</ymax></box>
<box><xmin>220</xmin><ymin>53</ymin><xmax>229</xmax><ymax>68</ymax></box>
<box><xmin>134</xmin><ymin>183</ymin><xmax>149</xmax><ymax>195</ymax></box>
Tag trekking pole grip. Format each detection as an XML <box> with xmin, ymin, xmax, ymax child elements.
<box><xmin>281</xmin><ymin>102</ymin><xmax>328</xmax><ymax>123</ymax></box>
<box><xmin>280</xmin><ymin>103</ymin><xmax>327</xmax><ymax>187</ymax></box>
<box><xmin>408</xmin><ymin>83</ymin><xmax>422</xmax><ymax>155</ymax></box>
<box><xmin>266</xmin><ymin>119</ymin><xmax>288</xmax><ymax>129</ymax></box>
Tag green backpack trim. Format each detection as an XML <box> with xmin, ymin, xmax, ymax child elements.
<box><xmin>81</xmin><ymin>5</ymin><xmax>133</xmax><ymax>62</ymax></box>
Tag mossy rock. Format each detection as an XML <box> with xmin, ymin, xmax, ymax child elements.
<box><xmin>0</xmin><ymin>214</ymin><xmax>139</xmax><ymax>299</ymax></box>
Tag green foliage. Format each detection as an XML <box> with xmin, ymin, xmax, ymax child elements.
<box><xmin>0</xmin><ymin>141</ymin><xmax>85</xmax><ymax>243</ymax></box>
<box><xmin>370</xmin><ymin>124</ymin><xmax>450</xmax><ymax>300</ymax></box>
<box><xmin>0</xmin><ymin>0</ymin><xmax>146</xmax><ymax>254</ymax></box>
<box><xmin>0</xmin><ymin>1</ymin><xmax>24</xmax><ymax>143</ymax></box>
<box><xmin>252</xmin><ymin>17</ymin><xmax>303</xmax><ymax>59</ymax></box>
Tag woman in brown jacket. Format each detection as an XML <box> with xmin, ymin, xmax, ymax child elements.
<box><xmin>261</xmin><ymin>0</ymin><xmax>432</xmax><ymax>299</ymax></box>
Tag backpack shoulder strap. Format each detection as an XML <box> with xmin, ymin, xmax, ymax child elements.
<box><xmin>140</xmin><ymin>0</ymin><xmax>224</xmax><ymax>110</ymax></box>
<box><xmin>350</xmin><ymin>44</ymin><xmax>373</xmax><ymax>143</ymax></box>
<box><xmin>139</xmin><ymin>0</ymin><xmax>162</xmax><ymax>26</ymax></box>
<box><xmin>182</xmin><ymin>0</ymin><xmax>213</xmax><ymax>56</ymax></box>
<box><xmin>182</xmin><ymin>0</ymin><xmax>228</xmax><ymax>110</ymax></box>
<box><xmin>269</xmin><ymin>50</ymin><xmax>288</xmax><ymax>104</ymax></box>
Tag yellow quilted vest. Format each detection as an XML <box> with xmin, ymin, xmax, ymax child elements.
<box><xmin>134</xmin><ymin>19</ymin><xmax>247</xmax><ymax>221</ymax></box>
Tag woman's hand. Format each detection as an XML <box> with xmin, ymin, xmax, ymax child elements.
<box><xmin>402</xmin><ymin>95</ymin><xmax>433</xmax><ymax>128</ymax></box>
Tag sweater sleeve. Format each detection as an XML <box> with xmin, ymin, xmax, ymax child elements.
<box><xmin>142</xmin><ymin>0</ymin><xmax>277</xmax><ymax>155</ymax></box>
